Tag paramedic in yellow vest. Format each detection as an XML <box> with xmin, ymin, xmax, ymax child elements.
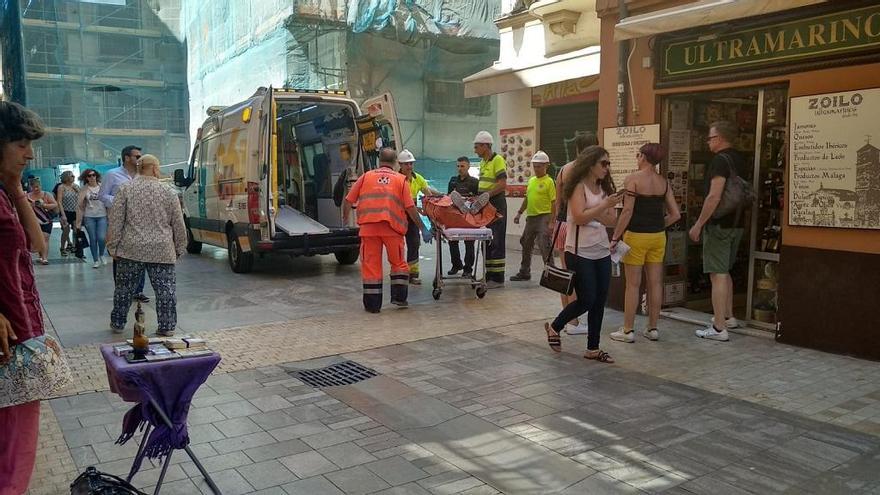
<box><xmin>398</xmin><ymin>149</ymin><xmax>440</xmax><ymax>285</ymax></box>
<box><xmin>474</xmin><ymin>130</ymin><xmax>508</xmax><ymax>288</ymax></box>
<box><xmin>511</xmin><ymin>151</ymin><xmax>556</xmax><ymax>281</ymax></box>
<box><xmin>343</xmin><ymin>148</ymin><xmax>421</xmax><ymax>313</ymax></box>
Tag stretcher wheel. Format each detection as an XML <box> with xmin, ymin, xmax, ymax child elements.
<box><xmin>432</xmin><ymin>288</ymin><xmax>442</xmax><ymax>300</ymax></box>
<box><xmin>475</xmin><ymin>286</ymin><xmax>487</xmax><ymax>299</ymax></box>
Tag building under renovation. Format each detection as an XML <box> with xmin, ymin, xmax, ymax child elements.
<box><xmin>181</xmin><ymin>0</ymin><xmax>500</xmax><ymax>181</ymax></box>
<box><xmin>1</xmin><ymin>0</ymin><xmax>189</xmax><ymax>174</ymax></box>
<box><xmin>1</xmin><ymin>0</ymin><xmax>500</xmax><ymax>184</ymax></box>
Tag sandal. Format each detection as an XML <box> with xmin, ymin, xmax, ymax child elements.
<box><xmin>584</xmin><ymin>349</ymin><xmax>614</xmax><ymax>363</ymax></box>
<box><xmin>545</xmin><ymin>322</ymin><xmax>561</xmax><ymax>353</ymax></box>
<box><xmin>39</xmin><ymin>258</ymin><xmax>49</xmax><ymax>265</ymax></box>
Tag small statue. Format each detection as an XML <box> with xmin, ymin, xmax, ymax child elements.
<box><xmin>131</xmin><ymin>302</ymin><xmax>149</xmax><ymax>359</ymax></box>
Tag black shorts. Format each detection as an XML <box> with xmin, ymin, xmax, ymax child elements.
<box><xmin>40</xmin><ymin>222</ymin><xmax>53</xmax><ymax>234</ymax></box>
<box><xmin>64</xmin><ymin>210</ymin><xmax>76</xmax><ymax>225</ymax></box>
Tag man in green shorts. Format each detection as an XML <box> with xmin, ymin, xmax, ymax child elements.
<box><xmin>688</xmin><ymin>121</ymin><xmax>746</xmax><ymax>342</ymax></box>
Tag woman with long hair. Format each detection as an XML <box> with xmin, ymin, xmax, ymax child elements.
<box><xmin>55</xmin><ymin>170</ymin><xmax>80</xmax><ymax>258</ymax></box>
<box><xmin>75</xmin><ymin>168</ymin><xmax>108</xmax><ymax>268</ymax></box>
<box><xmin>544</xmin><ymin>145</ymin><xmax>623</xmax><ymax>363</ymax></box>
<box><xmin>25</xmin><ymin>177</ymin><xmax>57</xmax><ymax>265</ymax></box>
<box><xmin>609</xmin><ymin>143</ymin><xmax>681</xmax><ymax>343</ymax></box>
<box><xmin>0</xmin><ymin>100</ymin><xmax>49</xmax><ymax>494</ymax></box>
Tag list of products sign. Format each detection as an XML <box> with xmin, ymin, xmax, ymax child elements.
<box><xmin>789</xmin><ymin>88</ymin><xmax>880</xmax><ymax>229</ymax></box>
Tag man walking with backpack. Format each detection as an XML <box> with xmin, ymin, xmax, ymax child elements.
<box><xmin>688</xmin><ymin>121</ymin><xmax>749</xmax><ymax>342</ymax></box>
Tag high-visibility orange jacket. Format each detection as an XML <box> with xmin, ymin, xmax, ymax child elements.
<box><xmin>345</xmin><ymin>166</ymin><xmax>414</xmax><ymax>235</ymax></box>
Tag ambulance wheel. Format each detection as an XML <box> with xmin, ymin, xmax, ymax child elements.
<box><xmin>432</xmin><ymin>288</ymin><xmax>442</xmax><ymax>300</ymax></box>
<box><xmin>186</xmin><ymin>227</ymin><xmax>202</xmax><ymax>254</ymax></box>
<box><xmin>476</xmin><ymin>286</ymin><xmax>487</xmax><ymax>299</ymax></box>
<box><xmin>334</xmin><ymin>248</ymin><xmax>359</xmax><ymax>265</ymax></box>
<box><xmin>228</xmin><ymin>234</ymin><xmax>254</xmax><ymax>273</ymax></box>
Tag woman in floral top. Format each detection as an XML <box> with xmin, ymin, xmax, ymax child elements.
<box><xmin>0</xmin><ymin>101</ymin><xmax>48</xmax><ymax>494</ymax></box>
<box><xmin>106</xmin><ymin>154</ymin><xmax>187</xmax><ymax>336</ymax></box>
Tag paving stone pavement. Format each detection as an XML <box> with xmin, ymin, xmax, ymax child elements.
<box><xmin>27</xmin><ymin>331</ymin><xmax>880</xmax><ymax>494</ymax></box>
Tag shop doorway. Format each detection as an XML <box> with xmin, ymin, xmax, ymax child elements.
<box><xmin>661</xmin><ymin>85</ymin><xmax>787</xmax><ymax>331</ymax></box>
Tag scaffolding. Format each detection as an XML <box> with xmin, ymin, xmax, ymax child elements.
<box><xmin>19</xmin><ymin>0</ymin><xmax>189</xmax><ymax>168</ymax></box>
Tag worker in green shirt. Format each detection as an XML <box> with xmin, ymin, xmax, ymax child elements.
<box><xmin>399</xmin><ymin>149</ymin><xmax>439</xmax><ymax>285</ymax></box>
<box><xmin>473</xmin><ymin>130</ymin><xmax>508</xmax><ymax>288</ymax></box>
<box><xmin>511</xmin><ymin>151</ymin><xmax>556</xmax><ymax>281</ymax></box>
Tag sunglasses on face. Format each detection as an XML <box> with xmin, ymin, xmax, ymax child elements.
<box><xmin>86</xmin><ymin>173</ymin><xmax>96</xmax><ymax>177</ymax></box>
<box><xmin>600</xmin><ymin>160</ymin><xmax>611</xmax><ymax>168</ymax></box>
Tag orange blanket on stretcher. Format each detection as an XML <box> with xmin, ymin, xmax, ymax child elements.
<box><xmin>423</xmin><ymin>195</ymin><xmax>501</xmax><ymax>229</ymax></box>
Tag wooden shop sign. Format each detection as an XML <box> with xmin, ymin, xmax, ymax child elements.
<box><xmin>658</xmin><ymin>4</ymin><xmax>880</xmax><ymax>82</ymax></box>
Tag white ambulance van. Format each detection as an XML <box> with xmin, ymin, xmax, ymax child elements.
<box><xmin>173</xmin><ymin>87</ymin><xmax>400</xmax><ymax>273</ymax></box>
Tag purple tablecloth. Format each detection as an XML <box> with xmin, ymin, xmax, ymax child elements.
<box><xmin>100</xmin><ymin>345</ymin><xmax>221</xmax><ymax>478</ymax></box>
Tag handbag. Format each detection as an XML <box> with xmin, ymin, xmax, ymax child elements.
<box><xmin>77</xmin><ymin>228</ymin><xmax>90</xmax><ymax>249</ymax></box>
<box><xmin>70</xmin><ymin>467</ymin><xmax>146</xmax><ymax>495</ymax></box>
<box><xmin>539</xmin><ymin>221</ymin><xmax>577</xmax><ymax>295</ymax></box>
<box><xmin>0</xmin><ymin>334</ymin><xmax>73</xmax><ymax>408</ymax></box>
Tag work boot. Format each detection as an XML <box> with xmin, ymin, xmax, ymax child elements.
<box><xmin>390</xmin><ymin>299</ymin><xmax>409</xmax><ymax>308</ymax></box>
<box><xmin>409</xmin><ymin>275</ymin><xmax>422</xmax><ymax>285</ymax></box>
<box><xmin>461</xmin><ymin>267</ymin><xmax>473</xmax><ymax>278</ymax></box>
<box><xmin>486</xmin><ymin>280</ymin><xmax>504</xmax><ymax>289</ymax></box>
<box><xmin>510</xmin><ymin>272</ymin><xmax>531</xmax><ymax>282</ymax></box>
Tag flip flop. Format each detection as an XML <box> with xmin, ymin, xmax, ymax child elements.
<box><xmin>545</xmin><ymin>322</ymin><xmax>561</xmax><ymax>353</ymax></box>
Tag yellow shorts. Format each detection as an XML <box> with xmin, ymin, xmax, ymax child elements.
<box><xmin>622</xmin><ymin>231</ymin><xmax>666</xmax><ymax>266</ymax></box>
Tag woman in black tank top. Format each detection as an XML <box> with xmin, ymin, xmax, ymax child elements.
<box><xmin>609</xmin><ymin>143</ymin><xmax>681</xmax><ymax>343</ymax></box>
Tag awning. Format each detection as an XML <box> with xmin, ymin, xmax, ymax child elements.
<box><xmin>463</xmin><ymin>46</ymin><xmax>601</xmax><ymax>98</ymax></box>
<box><xmin>614</xmin><ymin>0</ymin><xmax>828</xmax><ymax>41</ymax></box>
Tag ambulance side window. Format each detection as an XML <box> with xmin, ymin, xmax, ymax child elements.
<box><xmin>190</xmin><ymin>144</ymin><xmax>201</xmax><ymax>182</ymax></box>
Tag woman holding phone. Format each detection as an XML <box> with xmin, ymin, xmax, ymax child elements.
<box><xmin>544</xmin><ymin>145</ymin><xmax>622</xmax><ymax>363</ymax></box>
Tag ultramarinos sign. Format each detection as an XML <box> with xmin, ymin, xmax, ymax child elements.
<box><xmin>659</xmin><ymin>4</ymin><xmax>880</xmax><ymax>81</ymax></box>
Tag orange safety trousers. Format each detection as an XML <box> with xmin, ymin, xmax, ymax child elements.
<box><xmin>360</xmin><ymin>234</ymin><xmax>409</xmax><ymax>312</ymax></box>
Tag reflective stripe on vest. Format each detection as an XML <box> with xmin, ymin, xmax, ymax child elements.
<box><xmin>479</xmin><ymin>154</ymin><xmax>505</xmax><ymax>192</ymax></box>
<box><xmin>355</xmin><ymin>169</ymin><xmax>409</xmax><ymax>234</ymax></box>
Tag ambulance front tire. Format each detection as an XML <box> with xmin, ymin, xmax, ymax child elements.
<box><xmin>334</xmin><ymin>248</ymin><xmax>359</xmax><ymax>265</ymax></box>
<box><xmin>227</xmin><ymin>233</ymin><xmax>254</xmax><ymax>273</ymax></box>
<box><xmin>186</xmin><ymin>227</ymin><xmax>202</xmax><ymax>254</ymax></box>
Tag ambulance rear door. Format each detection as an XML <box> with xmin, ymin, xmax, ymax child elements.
<box><xmin>359</xmin><ymin>93</ymin><xmax>402</xmax><ymax>166</ymax></box>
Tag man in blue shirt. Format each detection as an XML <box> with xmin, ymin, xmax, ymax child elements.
<box><xmin>101</xmin><ymin>145</ymin><xmax>150</xmax><ymax>303</ymax></box>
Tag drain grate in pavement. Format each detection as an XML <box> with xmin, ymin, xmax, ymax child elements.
<box><xmin>291</xmin><ymin>360</ymin><xmax>379</xmax><ymax>388</ymax></box>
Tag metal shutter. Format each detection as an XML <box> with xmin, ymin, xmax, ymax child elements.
<box><xmin>539</xmin><ymin>102</ymin><xmax>599</xmax><ymax>170</ymax></box>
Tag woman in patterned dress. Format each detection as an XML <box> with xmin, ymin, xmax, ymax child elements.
<box><xmin>0</xmin><ymin>101</ymin><xmax>47</xmax><ymax>494</ymax></box>
<box><xmin>55</xmin><ymin>170</ymin><xmax>81</xmax><ymax>258</ymax></box>
<box><xmin>106</xmin><ymin>154</ymin><xmax>187</xmax><ymax>336</ymax></box>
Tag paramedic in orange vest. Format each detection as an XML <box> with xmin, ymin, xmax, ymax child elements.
<box><xmin>343</xmin><ymin>148</ymin><xmax>421</xmax><ymax>313</ymax></box>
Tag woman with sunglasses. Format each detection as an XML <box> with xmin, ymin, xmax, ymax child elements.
<box><xmin>544</xmin><ymin>145</ymin><xmax>623</xmax><ymax>363</ymax></box>
<box><xmin>75</xmin><ymin>169</ymin><xmax>108</xmax><ymax>268</ymax></box>
<box><xmin>609</xmin><ymin>143</ymin><xmax>681</xmax><ymax>343</ymax></box>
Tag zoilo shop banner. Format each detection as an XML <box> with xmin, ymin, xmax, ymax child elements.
<box><xmin>789</xmin><ymin>88</ymin><xmax>880</xmax><ymax>229</ymax></box>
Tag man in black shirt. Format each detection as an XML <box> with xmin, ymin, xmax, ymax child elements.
<box><xmin>688</xmin><ymin>121</ymin><xmax>745</xmax><ymax>342</ymax></box>
<box><xmin>447</xmin><ymin>157</ymin><xmax>479</xmax><ymax>276</ymax></box>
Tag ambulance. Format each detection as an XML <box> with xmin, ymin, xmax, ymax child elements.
<box><xmin>173</xmin><ymin>87</ymin><xmax>400</xmax><ymax>273</ymax></box>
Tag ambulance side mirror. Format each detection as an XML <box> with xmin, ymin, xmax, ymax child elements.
<box><xmin>173</xmin><ymin>169</ymin><xmax>192</xmax><ymax>188</ymax></box>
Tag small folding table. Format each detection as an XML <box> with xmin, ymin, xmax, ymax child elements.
<box><xmin>100</xmin><ymin>345</ymin><xmax>221</xmax><ymax>494</ymax></box>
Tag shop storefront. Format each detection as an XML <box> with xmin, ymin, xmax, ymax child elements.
<box><xmin>597</xmin><ymin>0</ymin><xmax>880</xmax><ymax>359</ymax></box>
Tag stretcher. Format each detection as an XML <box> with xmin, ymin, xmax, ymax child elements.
<box><xmin>431</xmin><ymin>227</ymin><xmax>493</xmax><ymax>300</ymax></box>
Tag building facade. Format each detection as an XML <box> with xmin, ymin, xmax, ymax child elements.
<box><xmin>596</xmin><ymin>0</ymin><xmax>880</xmax><ymax>359</ymax></box>
<box><xmin>464</xmin><ymin>0</ymin><xmax>602</xmax><ymax>240</ymax></box>
<box><xmin>3</xmin><ymin>0</ymin><xmax>189</xmax><ymax>170</ymax></box>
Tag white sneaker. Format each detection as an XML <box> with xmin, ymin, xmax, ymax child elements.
<box><xmin>93</xmin><ymin>261</ymin><xmax>100</xmax><ymax>269</ymax></box>
<box><xmin>565</xmin><ymin>324</ymin><xmax>588</xmax><ymax>335</ymax></box>
<box><xmin>610</xmin><ymin>328</ymin><xmax>635</xmax><ymax>343</ymax></box>
<box><xmin>642</xmin><ymin>328</ymin><xmax>659</xmax><ymax>341</ymax></box>
<box><xmin>725</xmin><ymin>317</ymin><xmax>739</xmax><ymax>329</ymax></box>
<box><xmin>100</xmin><ymin>256</ymin><xmax>108</xmax><ymax>265</ymax></box>
<box><xmin>696</xmin><ymin>325</ymin><xmax>729</xmax><ymax>341</ymax></box>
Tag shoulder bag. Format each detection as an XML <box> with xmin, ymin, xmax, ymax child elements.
<box><xmin>713</xmin><ymin>152</ymin><xmax>756</xmax><ymax>219</ymax></box>
<box><xmin>539</xmin><ymin>221</ymin><xmax>577</xmax><ymax>295</ymax></box>
<box><xmin>0</xmin><ymin>334</ymin><xmax>73</xmax><ymax>408</ymax></box>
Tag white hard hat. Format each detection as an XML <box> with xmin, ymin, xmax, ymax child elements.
<box><xmin>473</xmin><ymin>131</ymin><xmax>494</xmax><ymax>145</ymax></box>
<box><xmin>397</xmin><ymin>149</ymin><xmax>416</xmax><ymax>163</ymax></box>
<box><xmin>531</xmin><ymin>151</ymin><xmax>550</xmax><ymax>163</ymax></box>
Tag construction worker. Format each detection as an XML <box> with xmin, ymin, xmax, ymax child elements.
<box><xmin>398</xmin><ymin>149</ymin><xmax>440</xmax><ymax>285</ymax></box>
<box><xmin>511</xmin><ymin>151</ymin><xmax>556</xmax><ymax>281</ymax></box>
<box><xmin>343</xmin><ymin>148</ymin><xmax>421</xmax><ymax>313</ymax></box>
<box><xmin>474</xmin><ymin>130</ymin><xmax>507</xmax><ymax>288</ymax></box>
